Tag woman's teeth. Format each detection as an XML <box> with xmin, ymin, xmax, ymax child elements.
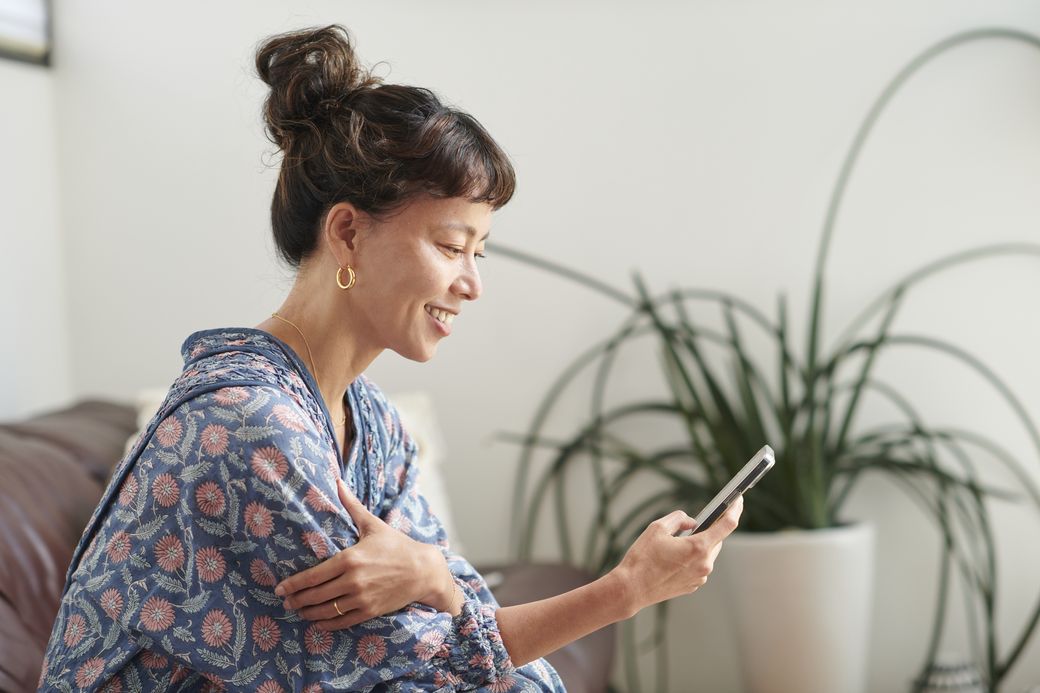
<box><xmin>425</xmin><ymin>306</ymin><xmax>455</xmax><ymax>325</ymax></box>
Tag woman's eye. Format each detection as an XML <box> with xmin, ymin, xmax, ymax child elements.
<box><xmin>442</xmin><ymin>245</ymin><xmax>485</xmax><ymax>260</ymax></box>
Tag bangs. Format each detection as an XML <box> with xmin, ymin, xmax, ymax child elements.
<box><xmin>405</xmin><ymin>110</ymin><xmax>516</xmax><ymax>209</ymax></box>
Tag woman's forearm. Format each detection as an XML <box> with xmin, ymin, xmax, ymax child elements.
<box><xmin>493</xmin><ymin>501</ymin><xmax>743</xmax><ymax>667</ymax></box>
<box><xmin>494</xmin><ymin>568</ymin><xmax>637</xmax><ymax>667</ymax></box>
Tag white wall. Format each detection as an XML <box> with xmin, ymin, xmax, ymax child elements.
<box><xmin>42</xmin><ymin>1</ymin><xmax>1040</xmax><ymax>690</ymax></box>
<box><xmin>0</xmin><ymin>56</ymin><xmax>71</xmax><ymax>418</ymax></box>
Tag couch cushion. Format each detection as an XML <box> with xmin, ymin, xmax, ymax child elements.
<box><xmin>0</xmin><ymin>400</ymin><xmax>136</xmax><ymax>692</ymax></box>
<box><xmin>0</xmin><ymin>431</ymin><xmax>101</xmax><ymax>690</ymax></box>
<box><xmin>5</xmin><ymin>400</ymin><xmax>138</xmax><ymax>482</ymax></box>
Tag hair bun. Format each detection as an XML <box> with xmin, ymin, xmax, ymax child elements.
<box><xmin>255</xmin><ymin>24</ymin><xmax>381</xmax><ymax>151</ymax></box>
<box><xmin>255</xmin><ymin>24</ymin><xmax>516</xmax><ymax>268</ymax></box>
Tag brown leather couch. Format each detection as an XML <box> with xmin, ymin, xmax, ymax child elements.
<box><xmin>0</xmin><ymin>400</ymin><xmax>613</xmax><ymax>692</ymax></box>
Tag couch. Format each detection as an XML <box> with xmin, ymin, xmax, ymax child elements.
<box><xmin>0</xmin><ymin>399</ymin><xmax>613</xmax><ymax>692</ymax></box>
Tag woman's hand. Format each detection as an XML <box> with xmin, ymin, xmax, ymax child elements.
<box><xmin>274</xmin><ymin>479</ymin><xmax>457</xmax><ymax>631</ymax></box>
<box><xmin>610</xmin><ymin>496</ymin><xmax>743</xmax><ymax>617</ymax></box>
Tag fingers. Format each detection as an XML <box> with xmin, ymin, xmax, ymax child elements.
<box><xmin>277</xmin><ymin>479</ymin><xmax>376</xmax><ymax>598</ymax></box>
<box><xmin>728</xmin><ymin>494</ymin><xmax>744</xmax><ymax>519</ymax></box>
<box><xmin>653</xmin><ymin>509</ymin><xmax>696</xmax><ymax>536</ymax></box>
<box><xmin>281</xmin><ymin>571</ymin><xmax>350</xmax><ymax>610</ymax></box>
<box><xmin>698</xmin><ymin>495</ymin><xmax>743</xmax><ymax>544</ymax></box>
<box><xmin>275</xmin><ymin>552</ymin><xmax>343</xmax><ymax>598</ymax></box>
<box><xmin>293</xmin><ymin>594</ymin><xmax>369</xmax><ymax>629</ymax></box>
<box><xmin>708</xmin><ymin>539</ymin><xmax>724</xmax><ymax>564</ymax></box>
<box><xmin>337</xmin><ymin>478</ymin><xmax>377</xmax><ymax>531</ymax></box>
<box><xmin>314</xmin><ymin>604</ymin><xmax>373</xmax><ymax>631</ymax></box>
<box><xmin>298</xmin><ymin>594</ymin><xmax>358</xmax><ymax>623</ymax></box>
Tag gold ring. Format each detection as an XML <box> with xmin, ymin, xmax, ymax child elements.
<box><xmin>333</xmin><ymin>599</ymin><xmax>343</xmax><ymax>616</ymax></box>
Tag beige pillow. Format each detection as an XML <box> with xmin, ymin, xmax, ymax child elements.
<box><xmin>389</xmin><ymin>391</ymin><xmax>464</xmax><ymax>553</ymax></box>
<box><xmin>123</xmin><ymin>387</ymin><xmax>169</xmax><ymax>457</ymax></box>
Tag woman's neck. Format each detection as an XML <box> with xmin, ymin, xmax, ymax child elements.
<box><xmin>256</xmin><ymin>275</ymin><xmax>380</xmax><ymax>423</ymax></box>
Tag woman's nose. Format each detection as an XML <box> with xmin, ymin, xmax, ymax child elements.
<box><xmin>453</xmin><ymin>261</ymin><xmax>483</xmax><ymax>301</ymax></box>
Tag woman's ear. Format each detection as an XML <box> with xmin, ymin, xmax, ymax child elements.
<box><xmin>323</xmin><ymin>202</ymin><xmax>367</xmax><ymax>262</ymax></box>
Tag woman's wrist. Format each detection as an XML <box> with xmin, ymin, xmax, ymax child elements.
<box><xmin>417</xmin><ymin>543</ymin><xmax>459</xmax><ymax>613</ymax></box>
<box><xmin>603</xmin><ymin>566</ymin><xmax>641</xmax><ymax>621</ymax></box>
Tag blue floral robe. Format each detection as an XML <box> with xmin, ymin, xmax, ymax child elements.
<box><xmin>38</xmin><ymin>328</ymin><xmax>565</xmax><ymax>692</ymax></box>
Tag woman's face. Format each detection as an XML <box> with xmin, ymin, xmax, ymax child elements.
<box><xmin>351</xmin><ymin>195</ymin><xmax>492</xmax><ymax>362</ymax></box>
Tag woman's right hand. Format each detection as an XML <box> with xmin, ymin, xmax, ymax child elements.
<box><xmin>610</xmin><ymin>495</ymin><xmax>743</xmax><ymax>616</ymax></box>
<box><xmin>274</xmin><ymin>479</ymin><xmax>457</xmax><ymax>631</ymax></box>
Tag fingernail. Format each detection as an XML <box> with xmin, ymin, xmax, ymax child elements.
<box><xmin>275</xmin><ymin>584</ymin><xmax>286</xmax><ymax>597</ymax></box>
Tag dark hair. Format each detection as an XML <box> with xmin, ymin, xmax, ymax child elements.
<box><xmin>255</xmin><ymin>25</ymin><xmax>516</xmax><ymax>267</ymax></box>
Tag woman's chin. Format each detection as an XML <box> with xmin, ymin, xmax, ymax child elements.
<box><xmin>393</xmin><ymin>343</ymin><xmax>439</xmax><ymax>363</ymax></box>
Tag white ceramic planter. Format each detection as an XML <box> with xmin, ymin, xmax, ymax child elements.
<box><xmin>720</xmin><ymin>523</ymin><xmax>875</xmax><ymax>693</ymax></box>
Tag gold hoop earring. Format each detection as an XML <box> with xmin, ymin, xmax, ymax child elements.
<box><xmin>336</xmin><ymin>266</ymin><xmax>356</xmax><ymax>290</ymax></box>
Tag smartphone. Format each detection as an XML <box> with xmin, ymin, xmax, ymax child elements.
<box><xmin>679</xmin><ymin>445</ymin><xmax>775</xmax><ymax>536</ymax></box>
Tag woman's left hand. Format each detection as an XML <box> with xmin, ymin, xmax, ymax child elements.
<box><xmin>274</xmin><ymin>478</ymin><xmax>456</xmax><ymax>631</ymax></box>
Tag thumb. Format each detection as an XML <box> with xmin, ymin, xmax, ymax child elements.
<box><xmin>698</xmin><ymin>495</ymin><xmax>744</xmax><ymax>543</ymax></box>
<box><xmin>337</xmin><ymin>478</ymin><xmax>377</xmax><ymax>532</ymax></box>
<box><xmin>655</xmin><ymin>509</ymin><xmax>696</xmax><ymax>536</ymax></box>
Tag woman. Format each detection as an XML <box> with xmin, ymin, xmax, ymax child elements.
<box><xmin>39</xmin><ymin>25</ymin><xmax>741</xmax><ymax>692</ymax></box>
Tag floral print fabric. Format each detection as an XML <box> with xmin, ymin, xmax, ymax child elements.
<box><xmin>39</xmin><ymin>328</ymin><xmax>564</xmax><ymax>692</ymax></box>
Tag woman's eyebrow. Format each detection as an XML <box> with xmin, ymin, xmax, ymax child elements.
<box><xmin>432</xmin><ymin>221</ymin><xmax>491</xmax><ymax>242</ymax></box>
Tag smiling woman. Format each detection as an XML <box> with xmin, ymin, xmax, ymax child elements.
<box><xmin>36</xmin><ymin>24</ymin><xmax>742</xmax><ymax>692</ymax></box>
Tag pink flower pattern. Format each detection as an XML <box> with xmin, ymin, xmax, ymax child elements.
<box><xmin>38</xmin><ymin>329</ymin><xmax>561</xmax><ymax>692</ymax></box>
<box><xmin>201</xmin><ymin>609</ymin><xmax>233</xmax><ymax>648</ymax></box>
<box><xmin>74</xmin><ymin>657</ymin><xmax>106</xmax><ymax>687</ymax></box>
<box><xmin>118</xmin><ymin>473</ymin><xmax>138</xmax><ymax>506</ymax></box>
<box><xmin>154</xmin><ymin>534</ymin><xmax>185</xmax><ymax>572</ymax></box>
<box><xmin>200</xmin><ymin>424</ymin><xmax>230</xmax><ymax>456</ymax></box>
<box><xmin>244</xmin><ymin>501</ymin><xmax>274</xmax><ymax>537</ymax></box>
<box><xmin>490</xmin><ymin>674</ymin><xmax>520</xmax><ymax>692</ymax></box>
<box><xmin>303</xmin><ymin>624</ymin><xmax>332</xmax><ymax>656</ymax></box>
<box><xmin>196</xmin><ymin>546</ymin><xmax>227</xmax><ymax>582</ymax></box>
<box><xmin>414</xmin><ymin>630</ymin><xmax>446</xmax><ymax>661</ymax></box>
<box><xmin>251</xmin><ymin>446</ymin><xmax>288</xmax><ymax>483</ymax></box>
<box><xmin>357</xmin><ymin>634</ymin><xmax>387</xmax><ymax>667</ymax></box>
<box><xmin>139</xmin><ymin>597</ymin><xmax>175</xmax><ymax>632</ymax></box>
<box><xmin>99</xmin><ymin>588</ymin><xmax>123</xmax><ymax>620</ymax></box>
<box><xmin>300</xmin><ymin>530</ymin><xmax>329</xmax><ymax>559</ymax></box>
<box><xmin>195</xmin><ymin>480</ymin><xmax>226</xmax><ymax>516</ymax></box>
<box><xmin>151</xmin><ymin>472</ymin><xmax>179</xmax><ymax>507</ymax></box>
<box><xmin>272</xmin><ymin>404</ymin><xmax>307</xmax><ymax>432</ymax></box>
<box><xmin>155</xmin><ymin>416</ymin><xmax>182</xmax><ymax>448</ymax></box>
<box><xmin>214</xmin><ymin>387</ymin><xmax>249</xmax><ymax>405</ymax></box>
<box><xmin>251</xmin><ymin>615</ymin><xmax>281</xmax><ymax>652</ymax></box>
<box><xmin>386</xmin><ymin>507</ymin><xmax>412</xmax><ymax>534</ymax></box>
<box><xmin>303</xmin><ymin>485</ymin><xmax>335</xmax><ymax>512</ymax></box>
<box><xmin>64</xmin><ymin>614</ymin><xmax>87</xmax><ymax>647</ymax></box>
<box><xmin>249</xmin><ymin>558</ymin><xmax>277</xmax><ymax>586</ymax></box>
<box><xmin>140</xmin><ymin>650</ymin><xmax>168</xmax><ymax>669</ymax></box>
<box><xmin>106</xmin><ymin>530</ymin><xmax>131</xmax><ymax>563</ymax></box>
<box><xmin>256</xmin><ymin>681</ymin><xmax>285</xmax><ymax>693</ymax></box>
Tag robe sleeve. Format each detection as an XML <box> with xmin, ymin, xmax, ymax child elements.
<box><xmin>372</xmin><ymin>389</ymin><xmax>566</xmax><ymax>692</ymax></box>
<box><xmin>69</xmin><ymin>385</ymin><xmax>543</xmax><ymax>691</ymax></box>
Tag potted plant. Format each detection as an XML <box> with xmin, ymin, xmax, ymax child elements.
<box><xmin>496</xmin><ymin>28</ymin><xmax>1040</xmax><ymax>693</ymax></box>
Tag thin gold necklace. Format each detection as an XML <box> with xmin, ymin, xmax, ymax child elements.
<box><xmin>270</xmin><ymin>312</ymin><xmax>348</xmax><ymax>428</ymax></box>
